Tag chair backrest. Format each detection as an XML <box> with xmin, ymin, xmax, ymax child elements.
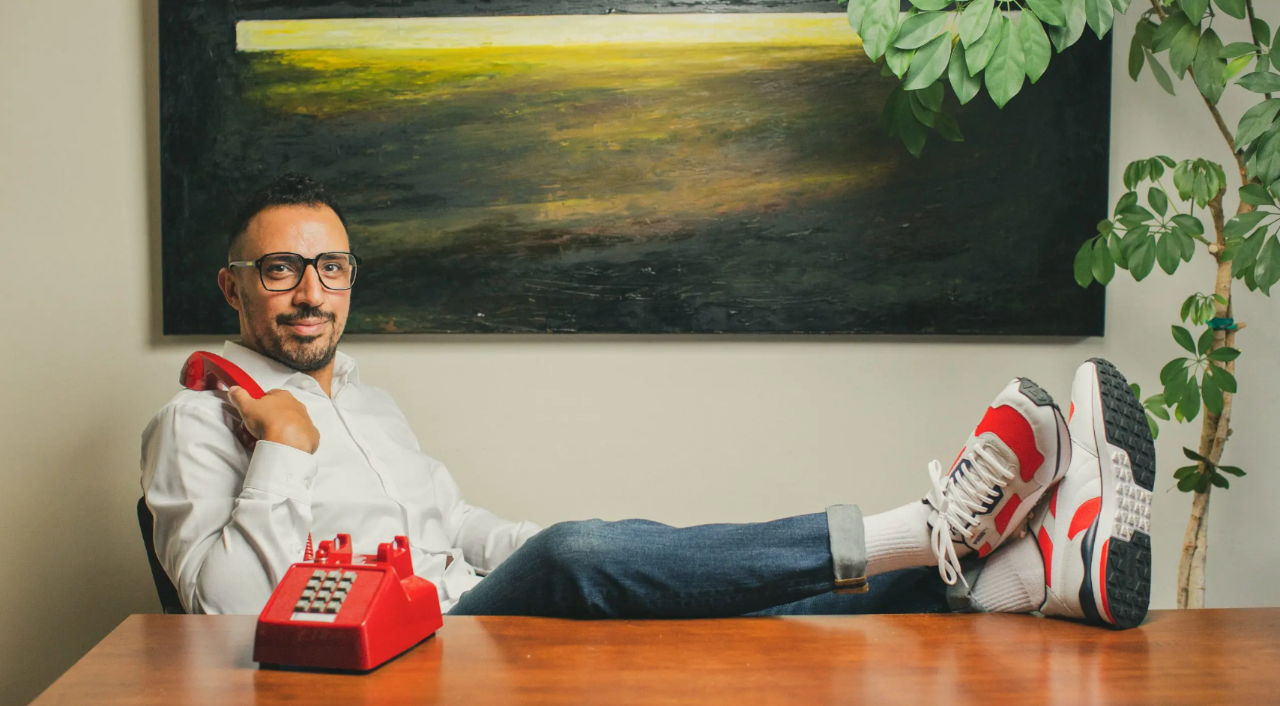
<box><xmin>136</xmin><ymin>497</ymin><xmax>186</xmax><ymax>614</ymax></box>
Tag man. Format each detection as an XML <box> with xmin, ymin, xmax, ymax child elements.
<box><xmin>141</xmin><ymin>174</ymin><xmax>1153</xmax><ymax>628</ymax></box>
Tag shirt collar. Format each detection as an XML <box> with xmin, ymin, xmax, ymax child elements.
<box><xmin>220</xmin><ymin>341</ymin><xmax>360</xmax><ymax>395</ymax></box>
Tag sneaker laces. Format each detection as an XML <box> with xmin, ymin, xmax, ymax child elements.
<box><xmin>926</xmin><ymin>439</ymin><xmax>1018</xmax><ymax>586</ymax></box>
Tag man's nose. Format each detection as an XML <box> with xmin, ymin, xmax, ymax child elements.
<box><xmin>291</xmin><ymin>262</ymin><xmax>326</xmax><ymax>307</ymax></box>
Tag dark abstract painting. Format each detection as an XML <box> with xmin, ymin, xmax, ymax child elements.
<box><xmin>160</xmin><ymin>1</ymin><xmax>1109</xmax><ymax>335</ymax></box>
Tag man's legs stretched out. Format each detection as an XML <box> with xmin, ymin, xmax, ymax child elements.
<box><xmin>451</xmin><ymin>376</ymin><xmax>1072</xmax><ymax>620</ymax></box>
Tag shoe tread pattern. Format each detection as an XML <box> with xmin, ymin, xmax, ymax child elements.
<box><xmin>1086</xmin><ymin>357</ymin><xmax>1154</xmax><ymax>630</ymax></box>
<box><xmin>1018</xmin><ymin>377</ymin><xmax>1058</xmax><ymax>408</ymax></box>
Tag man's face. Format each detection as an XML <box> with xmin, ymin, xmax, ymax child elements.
<box><xmin>217</xmin><ymin>205</ymin><xmax>351</xmax><ymax>372</ymax></box>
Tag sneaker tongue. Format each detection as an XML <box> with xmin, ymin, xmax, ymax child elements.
<box><xmin>966</xmin><ymin>433</ymin><xmax>1019</xmax><ymax>476</ymax></box>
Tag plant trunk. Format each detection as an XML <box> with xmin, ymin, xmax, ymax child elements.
<box><xmin>1176</xmin><ymin>197</ymin><xmax>1240</xmax><ymax>609</ymax></box>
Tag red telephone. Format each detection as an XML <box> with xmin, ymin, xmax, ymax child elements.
<box><xmin>179</xmin><ymin>351</ymin><xmax>445</xmax><ymax>672</ymax></box>
<box><xmin>254</xmin><ymin>534</ymin><xmax>443</xmax><ymax>672</ymax></box>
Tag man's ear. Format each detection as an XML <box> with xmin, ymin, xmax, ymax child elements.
<box><xmin>218</xmin><ymin>267</ymin><xmax>243</xmax><ymax>312</ymax></box>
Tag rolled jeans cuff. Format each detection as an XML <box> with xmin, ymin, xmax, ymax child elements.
<box><xmin>826</xmin><ymin>504</ymin><xmax>868</xmax><ymax>594</ymax></box>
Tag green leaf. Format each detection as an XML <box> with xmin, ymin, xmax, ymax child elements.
<box><xmin>933</xmin><ymin>110</ymin><xmax>964</xmax><ymax>141</ymax></box>
<box><xmin>1182</xmin><ymin>0</ymin><xmax>1210</xmax><ymax>21</ymax></box>
<box><xmin>960</xmin><ymin>0</ymin><xmax>997</xmax><ymax>47</ymax></box>
<box><xmin>1238</xmin><ymin>72</ymin><xmax>1280</xmax><ymax>93</ymax></box>
<box><xmin>1092</xmin><ymin>237</ymin><xmax>1116</xmax><ymax>284</ymax></box>
<box><xmin>1115</xmin><ymin>189</ymin><xmax>1139</xmax><ymax>213</ymax></box>
<box><xmin>1225</xmin><ymin>54</ymin><xmax>1254</xmax><ymax>82</ymax></box>
<box><xmin>904</xmin><ymin>33</ymin><xmax>953</xmax><ymax>90</ymax></box>
<box><xmin>1218</xmin><ymin>465</ymin><xmax>1247</xmax><ymax>477</ymax></box>
<box><xmin>1135</xmin><ymin>18</ymin><xmax>1157</xmax><ymax>50</ymax></box>
<box><xmin>1180</xmin><ymin>295</ymin><xmax>1195</xmax><ymax>322</ymax></box>
<box><xmin>1146</xmin><ymin>400</ymin><xmax>1171</xmax><ymax>420</ymax></box>
<box><xmin>1168</xmin><ymin>16</ymin><xmax>1202</xmax><ymax>78</ymax></box>
<box><xmin>1156</xmin><ymin>233</ymin><xmax>1182</xmax><ymax>274</ymax></box>
<box><xmin>894</xmin><ymin>89</ymin><xmax>928</xmax><ymax>157</ymax></box>
<box><xmin>986</xmin><ymin>17</ymin><xmax>1027</xmax><ymax>108</ymax></box>
<box><xmin>1254</xmin><ymin>235</ymin><xmax>1280</xmax><ymax>292</ymax></box>
<box><xmin>1152</xmin><ymin>13</ymin><xmax>1191</xmax><ymax>53</ymax></box>
<box><xmin>1026</xmin><ymin>0</ymin><xmax>1067</xmax><ymax>26</ymax></box>
<box><xmin>1172</xmin><ymin>325</ymin><xmax>1197</xmax><ymax>353</ymax></box>
<box><xmin>1129</xmin><ymin>237</ymin><xmax>1157</xmax><ymax>279</ymax></box>
<box><xmin>1210</xmin><ymin>473</ymin><xmax>1229</xmax><ymax>489</ymax></box>
<box><xmin>1218</xmin><ymin>42</ymin><xmax>1258</xmax><ymax>59</ymax></box>
<box><xmin>1074</xmin><ymin>240</ymin><xmax>1095</xmax><ymax>287</ymax></box>
<box><xmin>1274</xmin><ymin>23</ymin><xmax>1280</xmax><ymax>59</ymax></box>
<box><xmin>1020</xmin><ymin>12</ymin><xmax>1053</xmax><ymax>83</ymax></box>
<box><xmin>1197</xmin><ymin>326</ymin><xmax>1215</xmax><ymax>356</ymax></box>
<box><xmin>1224</xmin><ymin>210</ymin><xmax>1268</xmax><ymax>239</ymax></box>
<box><xmin>1180</xmin><ymin>374</ymin><xmax>1201</xmax><ymax>421</ymax></box>
<box><xmin>967</xmin><ymin>11</ymin><xmax>1004</xmax><ymax>75</ymax></box>
<box><xmin>1171</xmin><ymin>213</ymin><xmax>1205</xmax><ymax>237</ymax></box>
<box><xmin>1048</xmin><ymin>0</ymin><xmax>1087</xmax><ymax>52</ymax></box>
<box><xmin>848</xmin><ymin>0</ymin><xmax>871</xmax><ymax>33</ymax></box>
<box><xmin>1183</xmin><ymin>446</ymin><xmax>1209</xmax><ymax>463</ymax></box>
<box><xmin>1202</xmin><ymin>366</ymin><xmax>1224</xmax><ymax>414</ymax></box>
<box><xmin>886</xmin><ymin>43</ymin><xmax>916</xmax><ymax>78</ymax></box>
<box><xmin>1193</xmin><ymin>28</ymin><xmax>1226</xmax><ymax>104</ymax></box>
<box><xmin>1147</xmin><ymin>414</ymin><xmax>1161</xmax><ymax>439</ymax></box>
<box><xmin>1240</xmin><ymin>183</ymin><xmax>1276</xmax><ymax>206</ymax></box>
<box><xmin>1107</xmin><ymin>232</ymin><xmax>1127</xmax><ymax>268</ymax></box>
<box><xmin>1173</xmin><ymin>465</ymin><xmax>1198</xmax><ymax>480</ymax></box>
<box><xmin>1195</xmin><ymin>472</ymin><xmax>1211</xmax><ymax>493</ymax></box>
<box><xmin>1214</xmin><ymin>0</ymin><xmax>1247</xmax><ymax>20</ymax></box>
<box><xmin>1148</xmin><ymin>187</ymin><xmax>1169</xmax><ymax>216</ymax></box>
<box><xmin>949</xmin><ymin>43</ymin><xmax>981</xmax><ymax>104</ymax></box>
<box><xmin>861</xmin><ymin>0</ymin><xmax>900</xmax><ymax>61</ymax></box>
<box><xmin>1208</xmin><ymin>346</ymin><xmax>1241</xmax><ymax>362</ymax></box>
<box><xmin>1145</xmin><ymin>50</ymin><xmax>1177</xmax><ymax>95</ymax></box>
<box><xmin>908</xmin><ymin>0</ymin><xmax>954</xmax><ymax>9</ymax></box>
<box><xmin>1232</xmin><ymin>228</ymin><xmax>1268</xmax><ymax>275</ymax></box>
<box><xmin>916</xmin><ymin>80</ymin><xmax>944</xmax><ymax>110</ymax></box>
<box><xmin>908</xmin><ymin>93</ymin><xmax>935</xmax><ymax>126</ymax></box>
<box><xmin>1208</xmin><ymin>364</ymin><xmax>1238</xmax><ymax>393</ymax></box>
<box><xmin>1176</xmin><ymin>228</ymin><xmax>1196</xmax><ymax>261</ymax></box>
<box><xmin>1161</xmin><ymin>357</ymin><xmax>1189</xmax><ymax>386</ymax></box>
<box><xmin>1129</xmin><ymin>33</ymin><xmax>1146</xmax><ymax>80</ymax></box>
<box><xmin>1177</xmin><ymin>474</ymin><xmax>1199</xmax><ymax>492</ymax></box>
<box><xmin>896</xmin><ymin>11</ymin><xmax>950</xmax><ymax>49</ymax></box>
<box><xmin>1252</xmin><ymin>18</ymin><xmax>1272</xmax><ymax>48</ymax></box>
<box><xmin>1084</xmin><ymin>0</ymin><xmax>1113</xmax><ymax>39</ymax></box>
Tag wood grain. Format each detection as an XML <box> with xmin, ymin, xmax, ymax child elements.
<box><xmin>32</xmin><ymin>609</ymin><xmax>1280</xmax><ymax>705</ymax></box>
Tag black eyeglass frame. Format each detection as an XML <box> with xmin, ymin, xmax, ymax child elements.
<box><xmin>227</xmin><ymin>251</ymin><xmax>363</xmax><ymax>292</ymax></box>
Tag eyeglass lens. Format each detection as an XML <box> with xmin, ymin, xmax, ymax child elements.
<box><xmin>260</xmin><ymin>253</ymin><xmax>358</xmax><ymax>291</ymax></box>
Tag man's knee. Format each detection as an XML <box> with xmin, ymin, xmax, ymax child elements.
<box><xmin>526</xmin><ymin>519</ymin><xmax>616</xmax><ymax>579</ymax></box>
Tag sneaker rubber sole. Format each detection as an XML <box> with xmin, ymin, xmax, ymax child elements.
<box><xmin>1080</xmin><ymin>358</ymin><xmax>1155</xmax><ymax>629</ymax></box>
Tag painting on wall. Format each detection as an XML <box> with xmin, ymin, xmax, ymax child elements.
<box><xmin>160</xmin><ymin>0</ymin><xmax>1110</xmax><ymax>335</ymax></box>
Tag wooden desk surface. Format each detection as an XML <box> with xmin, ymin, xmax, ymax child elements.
<box><xmin>32</xmin><ymin>609</ymin><xmax>1280</xmax><ymax>705</ymax></box>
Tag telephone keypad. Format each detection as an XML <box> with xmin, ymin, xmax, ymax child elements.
<box><xmin>293</xmin><ymin>571</ymin><xmax>356</xmax><ymax>615</ymax></box>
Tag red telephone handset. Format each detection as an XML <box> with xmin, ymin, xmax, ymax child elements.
<box><xmin>177</xmin><ymin>352</ymin><xmax>444</xmax><ymax>671</ymax></box>
<box><xmin>180</xmin><ymin>351</ymin><xmax>266</xmax><ymax>399</ymax></box>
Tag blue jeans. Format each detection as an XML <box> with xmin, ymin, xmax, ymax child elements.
<box><xmin>448</xmin><ymin>512</ymin><xmax>950</xmax><ymax>618</ymax></box>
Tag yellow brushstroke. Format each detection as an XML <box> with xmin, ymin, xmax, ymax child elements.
<box><xmin>237</xmin><ymin>13</ymin><xmax>862</xmax><ymax>52</ymax></box>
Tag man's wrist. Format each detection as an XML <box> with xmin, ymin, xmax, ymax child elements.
<box><xmin>261</xmin><ymin>423</ymin><xmax>318</xmax><ymax>454</ymax></box>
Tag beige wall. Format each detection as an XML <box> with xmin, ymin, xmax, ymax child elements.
<box><xmin>2</xmin><ymin>1</ymin><xmax>1277</xmax><ymax>703</ymax></box>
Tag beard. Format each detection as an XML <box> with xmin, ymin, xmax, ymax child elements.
<box><xmin>245</xmin><ymin>301</ymin><xmax>343</xmax><ymax>372</ymax></box>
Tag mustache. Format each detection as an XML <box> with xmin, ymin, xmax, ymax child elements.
<box><xmin>276</xmin><ymin>307</ymin><xmax>336</xmax><ymax>327</ymax></box>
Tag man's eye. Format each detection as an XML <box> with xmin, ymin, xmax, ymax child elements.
<box><xmin>264</xmin><ymin>264</ymin><xmax>296</xmax><ymax>277</ymax></box>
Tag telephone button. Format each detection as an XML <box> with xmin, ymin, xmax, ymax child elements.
<box><xmin>323</xmin><ymin>602</ymin><xmax>341</xmax><ymax>613</ymax></box>
<box><xmin>294</xmin><ymin>600</ymin><xmax>310</xmax><ymax>612</ymax></box>
<box><xmin>327</xmin><ymin>570</ymin><xmax>342</xmax><ymax>580</ymax></box>
<box><xmin>301</xmin><ymin>589</ymin><xmax>316</xmax><ymax>600</ymax></box>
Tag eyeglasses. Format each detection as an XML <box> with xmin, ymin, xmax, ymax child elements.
<box><xmin>228</xmin><ymin>252</ymin><xmax>362</xmax><ymax>292</ymax></box>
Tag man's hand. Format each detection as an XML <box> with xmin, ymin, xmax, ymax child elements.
<box><xmin>228</xmin><ymin>387</ymin><xmax>321</xmax><ymax>454</ymax></box>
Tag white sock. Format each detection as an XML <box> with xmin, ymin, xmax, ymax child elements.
<box><xmin>970</xmin><ymin>533</ymin><xmax>1047</xmax><ymax>613</ymax></box>
<box><xmin>864</xmin><ymin>501</ymin><xmax>936</xmax><ymax>577</ymax></box>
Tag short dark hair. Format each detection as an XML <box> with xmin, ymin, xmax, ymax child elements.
<box><xmin>227</xmin><ymin>173</ymin><xmax>348</xmax><ymax>259</ymax></box>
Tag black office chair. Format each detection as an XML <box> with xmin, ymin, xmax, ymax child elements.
<box><xmin>136</xmin><ymin>497</ymin><xmax>186</xmax><ymax>614</ymax></box>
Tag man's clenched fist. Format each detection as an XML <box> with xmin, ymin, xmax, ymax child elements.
<box><xmin>227</xmin><ymin>386</ymin><xmax>321</xmax><ymax>454</ymax></box>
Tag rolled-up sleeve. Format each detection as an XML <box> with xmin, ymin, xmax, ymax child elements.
<box><xmin>141</xmin><ymin>400</ymin><xmax>318</xmax><ymax>614</ymax></box>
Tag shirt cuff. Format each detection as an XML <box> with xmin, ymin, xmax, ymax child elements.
<box><xmin>241</xmin><ymin>440</ymin><xmax>319</xmax><ymax>502</ymax></box>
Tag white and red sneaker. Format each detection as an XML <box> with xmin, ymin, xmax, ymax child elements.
<box><xmin>926</xmin><ymin>377</ymin><xmax>1071</xmax><ymax>585</ymax></box>
<box><xmin>1030</xmin><ymin>358</ymin><xmax>1154</xmax><ymax>629</ymax></box>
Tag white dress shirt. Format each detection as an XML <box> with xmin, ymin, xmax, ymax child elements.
<box><xmin>140</xmin><ymin>341</ymin><xmax>541</xmax><ymax>615</ymax></box>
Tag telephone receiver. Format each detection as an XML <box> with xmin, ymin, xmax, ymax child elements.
<box><xmin>180</xmin><ymin>351</ymin><xmax>265</xmax><ymax>449</ymax></box>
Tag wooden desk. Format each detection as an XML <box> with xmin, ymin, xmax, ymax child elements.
<box><xmin>32</xmin><ymin>609</ymin><xmax>1280</xmax><ymax>705</ymax></box>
